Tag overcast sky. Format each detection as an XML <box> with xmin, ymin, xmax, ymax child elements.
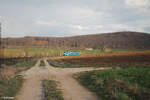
<box><xmin>0</xmin><ymin>0</ymin><xmax>150</xmax><ymax>37</ymax></box>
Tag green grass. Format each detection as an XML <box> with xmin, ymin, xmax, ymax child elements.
<box><xmin>40</xmin><ymin>60</ymin><xmax>45</xmax><ymax>67</ymax></box>
<box><xmin>61</xmin><ymin>48</ymin><xmax>136</xmax><ymax>54</ymax></box>
<box><xmin>0</xmin><ymin>75</ymin><xmax>23</xmax><ymax>100</ymax></box>
<box><xmin>76</xmin><ymin>66</ymin><xmax>150</xmax><ymax>100</ymax></box>
<box><xmin>64</xmin><ymin>49</ymin><xmax>104</xmax><ymax>54</ymax></box>
<box><xmin>111</xmin><ymin>49</ymin><xmax>135</xmax><ymax>53</ymax></box>
<box><xmin>42</xmin><ymin>80</ymin><xmax>64</xmax><ymax>100</ymax></box>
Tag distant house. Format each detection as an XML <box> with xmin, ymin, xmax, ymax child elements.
<box><xmin>85</xmin><ymin>48</ymin><xmax>93</xmax><ymax>50</ymax></box>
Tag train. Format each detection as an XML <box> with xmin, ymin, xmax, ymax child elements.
<box><xmin>63</xmin><ymin>52</ymin><xmax>81</xmax><ymax>56</ymax></box>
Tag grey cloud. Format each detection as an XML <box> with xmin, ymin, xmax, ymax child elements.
<box><xmin>0</xmin><ymin>0</ymin><xmax>150</xmax><ymax>37</ymax></box>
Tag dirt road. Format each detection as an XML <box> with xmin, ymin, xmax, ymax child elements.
<box><xmin>16</xmin><ymin>61</ymin><xmax>44</xmax><ymax>100</ymax></box>
<box><xmin>16</xmin><ymin>60</ymin><xmax>108</xmax><ymax>100</ymax></box>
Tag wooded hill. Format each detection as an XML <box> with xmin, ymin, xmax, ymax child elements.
<box><xmin>1</xmin><ymin>31</ymin><xmax>150</xmax><ymax>49</ymax></box>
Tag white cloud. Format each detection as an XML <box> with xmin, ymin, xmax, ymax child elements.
<box><xmin>71</xmin><ymin>24</ymin><xmax>103</xmax><ymax>31</ymax></box>
<box><xmin>72</xmin><ymin>25</ymin><xmax>89</xmax><ymax>30</ymax></box>
<box><xmin>95</xmin><ymin>25</ymin><xmax>103</xmax><ymax>29</ymax></box>
<box><xmin>111</xmin><ymin>24</ymin><xmax>144</xmax><ymax>32</ymax></box>
<box><xmin>125</xmin><ymin>0</ymin><xmax>149</xmax><ymax>7</ymax></box>
<box><xmin>35</xmin><ymin>20</ymin><xmax>58</xmax><ymax>26</ymax></box>
<box><xmin>114</xmin><ymin>24</ymin><xmax>130</xmax><ymax>30</ymax></box>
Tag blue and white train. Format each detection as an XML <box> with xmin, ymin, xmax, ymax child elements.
<box><xmin>63</xmin><ymin>52</ymin><xmax>81</xmax><ymax>56</ymax></box>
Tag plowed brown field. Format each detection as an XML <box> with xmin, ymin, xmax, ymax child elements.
<box><xmin>54</xmin><ymin>51</ymin><xmax>150</xmax><ymax>66</ymax></box>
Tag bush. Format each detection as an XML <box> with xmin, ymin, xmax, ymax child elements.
<box><xmin>0</xmin><ymin>75</ymin><xmax>23</xmax><ymax>98</ymax></box>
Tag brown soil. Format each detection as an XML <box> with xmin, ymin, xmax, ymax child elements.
<box><xmin>55</xmin><ymin>52</ymin><xmax>150</xmax><ymax>66</ymax></box>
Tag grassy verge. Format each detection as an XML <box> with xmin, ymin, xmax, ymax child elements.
<box><xmin>76</xmin><ymin>66</ymin><xmax>150</xmax><ymax>100</ymax></box>
<box><xmin>42</xmin><ymin>80</ymin><xmax>64</xmax><ymax>100</ymax></box>
<box><xmin>47</xmin><ymin>59</ymin><xmax>94</xmax><ymax>68</ymax></box>
<box><xmin>0</xmin><ymin>58</ymin><xmax>30</xmax><ymax>67</ymax></box>
<box><xmin>0</xmin><ymin>57</ymin><xmax>37</xmax><ymax>70</ymax></box>
<box><xmin>0</xmin><ymin>58</ymin><xmax>37</xmax><ymax>100</ymax></box>
<box><xmin>0</xmin><ymin>75</ymin><xmax>23</xmax><ymax>100</ymax></box>
<box><xmin>40</xmin><ymin>60</ymin><xmax>45</xmax><ymax>67</ymax></box>
<box><xmin>15</xmin><ymin>58</ymin><xmax>37</xmax><ymax>70</ymax></box>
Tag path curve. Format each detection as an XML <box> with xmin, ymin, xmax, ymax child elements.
<box><xmin>16</xmin><ymin>60</ymin><xmax>109</xmax><ymax>100</ymax></box>
<box><xmin>44</xmin><ymin>60</ymin><xmax>101</xmax><ymax>100</ymax></box>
